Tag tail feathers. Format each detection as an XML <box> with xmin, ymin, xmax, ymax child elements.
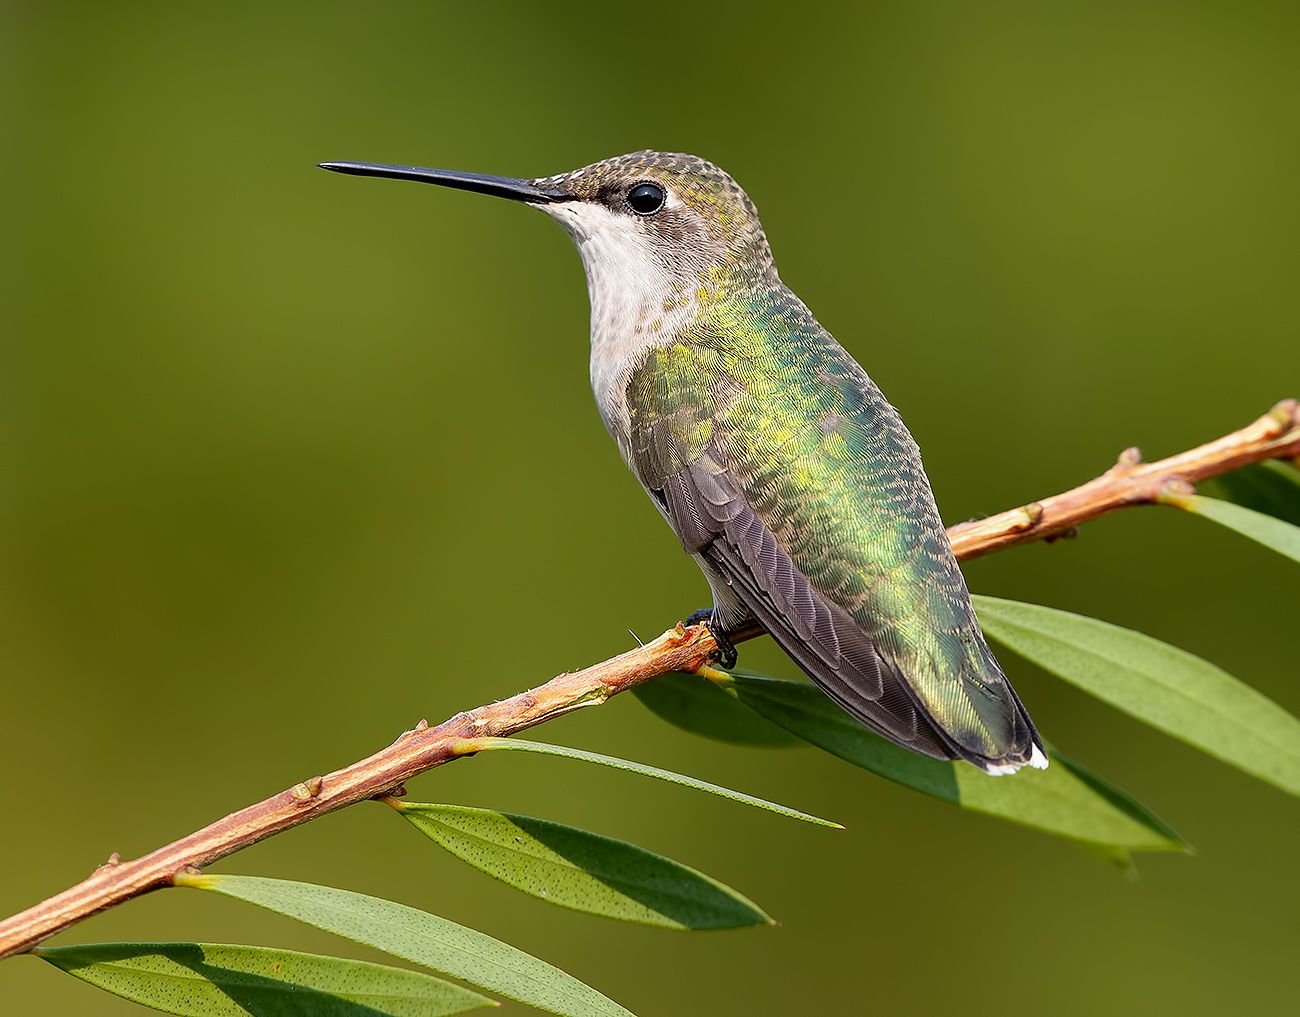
<box><xmin>971</xmin><ymin>668</ymin><xmax>1049</xmax><ymax>775</ymax></box>
<box><xmin>694</xmin><ymin>503</ymin><xmax>1046</xmax><ymax>777</ymax></box>
<box><xmin>839</xmin><ymin>644</ymin><xmax>1048</xmax><ymax>777</ymax></box>
<box><xmin>820</xmin><ymin>649</ymin><xmax>1048</xmax><ymax>775</ymax></box>
<box><xmin>890</xmin><ymin>656</ymin><xmax>1049</xmax><ymax>776</ymax></box>
<box><xmin>981</xmin><ymin>742</ymin><xmax>1049</xmax><ymax>776</ymax></box>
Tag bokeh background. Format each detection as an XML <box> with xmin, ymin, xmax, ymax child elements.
<box><xmin>4</xmin><ymin>2</ymin><xmax>1298</xmax><ymax>1014</ymax></box>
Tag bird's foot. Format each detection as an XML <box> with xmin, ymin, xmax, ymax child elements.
<box><xmin>685</xmin><ymin>608</ymin><xmax>738</xmax><ymax>670</ymax></box>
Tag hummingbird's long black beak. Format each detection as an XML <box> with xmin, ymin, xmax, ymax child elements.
<box><xmin>318</xmin><ymin>161</ymin><xmax>570</xmax><ymax>203</ymax></box>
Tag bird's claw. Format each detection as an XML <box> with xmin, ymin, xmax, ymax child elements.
<box><xmin>685</xmin><ymin>608</ymin><xmax>738</xmax><ymax>670</ymax></box>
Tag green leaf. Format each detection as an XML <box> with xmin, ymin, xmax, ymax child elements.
<box><xmin>36</xmin><ymin>942</ymin><xmax>493</xmax><ymax>1016</ymax></box>
<box><xmin>720</xmin><ymin>672</ymin><xmax>1184</xmax><ymax>852</ymax></box>
<box><xmin>177</xmin><ymin>874</ymin><xmax>631</xmax><ymax>1017</ymax></box>
<box><xmin>974</xmin><ymin>595</ymin><xmax>1300</xmax><ymax>797</ymax></box>
<box><xmin>1162</xmin><ymin>492</ymin><xmax>1300</xmax><ymax>565</ymax></box>
<box><xmin>393</xmin><ymin>801</ymin><xmax>772</xmax><ymax>930</ymax></box>
<box><xmin>462</xmin><ymin>737</ymin><xmax>840</xmax><ymax>828</ymax></box>
<box><xmin>633</xmin><ymin>672</ymin><xmax>801</xmax><ymax>746</ymax></box>
<box><xmin>1201</xmin><ymin>460</ymin><xmax>1300</xmax><ymax>526</ymax></box>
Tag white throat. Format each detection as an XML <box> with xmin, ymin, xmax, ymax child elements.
<box><xmin>539</xmin><ymin>201</ymin><xmax>694</xmax><ymax>435</ymax></box>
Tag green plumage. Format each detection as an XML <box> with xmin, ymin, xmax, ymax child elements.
<box><xmin>625</xmin><ymin>282</ymin><xmax>1031</xmax><ymax>765</ymax></box>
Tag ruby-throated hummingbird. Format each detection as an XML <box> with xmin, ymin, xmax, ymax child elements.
<box><xmin>320</xmin><ymin>151</ymin><xmax>1047</xmax><ymax>775</ymax></box>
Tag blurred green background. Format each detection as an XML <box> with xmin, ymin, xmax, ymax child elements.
<box><xmin>4</xmin><ymin>1</ymin><xmax>1297</xmax><ymax>1013</ymax></box>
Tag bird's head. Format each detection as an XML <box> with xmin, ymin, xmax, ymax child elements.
<box><xmin>320</xmin><ymin>151</ymin><xmax>776</xmax><ymax>289</ymax></box>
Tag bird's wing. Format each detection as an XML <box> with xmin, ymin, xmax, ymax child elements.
<box><xmin>624</xmin><ymin>306</ymin><xmax>1041</xmax><ymax>772</ymax></box>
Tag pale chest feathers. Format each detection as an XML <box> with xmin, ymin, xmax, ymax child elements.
<box><xmin>539</xmin><ymin>200</ymin><xmax>697</xmax><ymax>447</ymax></box>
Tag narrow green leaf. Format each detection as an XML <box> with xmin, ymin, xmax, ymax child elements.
<box><xmin>633</xmin><ymin>672</ymin><xmax>801</xmax><ymax>746</ymax></box>
<box><xmin>393</xmin><ymin>801</ymin><xmax>772</xmax><ymax>930</ymax></box>
<box><xmin>178</xmin><ymin>875</ymin><xmax>631</xmax><ymax>1017</ymax></box>
<box><xmin>974</xmin><ymin>595</ymin><xmax>1300</xmax><ymax>796</ymax></box>
<box><xmin>464</xmin><ymin>737</ymin><xmax>840</xmax><ymax>828</ymax></box>
<box><xmin>720</xmin><ymin>672</ymin><xmax>1184</xmax><ymax>852</ymax></box>
<box><xmin>1163</xmin><ymin>492</ymin><xmax>1300</xmax><ymax>565</ymax></box>
<box><xmin>36</xmin><ymin>942</ymin><xmax>493</xmax><ymax>1016</ymax></box>
<box><xmin>1201</xmin><ymin>460</ymin><xmax>1300</xmax><ymax>526</ymax></box>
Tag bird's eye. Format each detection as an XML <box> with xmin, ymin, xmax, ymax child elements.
<box><xmin>627</xmin><ymin>182</ymin><xmax>665</xmax><ymax>215</ymax></box>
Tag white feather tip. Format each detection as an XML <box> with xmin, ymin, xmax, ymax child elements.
<box><xmin>982</xmin><ymin>743</ymin><xmax>1049</xmax><ymax>776</ymax></box>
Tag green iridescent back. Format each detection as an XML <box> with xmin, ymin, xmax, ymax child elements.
<box><xmin>625</xmin><ymin>279</ymin><xmax>1024</xmax><ymax>761</ymax></box>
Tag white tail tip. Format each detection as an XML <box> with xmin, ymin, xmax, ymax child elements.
<box><xmin>982</xmin><ymin>743</ymin><xmax>1049</xmax><ymax>776</ymax></box>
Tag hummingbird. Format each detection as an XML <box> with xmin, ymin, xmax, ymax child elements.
<box><xmin>320</xmin><ymin>151</ymin><xmax>1047</xmax><ymax>775</ymax></box>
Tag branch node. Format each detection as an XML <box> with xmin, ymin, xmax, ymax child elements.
<box><xmin>1159</xmin><ymin>478</ymin><xmax>1196</xmax><ymax>499</ymax></box>
<box><xmin>290</xmin><ymin>776</ymin><xmax>324</xmax><ymax>802</ymax></box>
<box><xmin>1107</xmin><ymin>446</ymin><xmax>1143</xmax><ymax>474</ymax></box>
<box><xmin>1267</xmin><ymin>398</ymin><xmax>1298</xmax><ymax>432</ymax></box>
<box><xmin>695</xmin><ymin>664</ymin><xmax>731</xmax><ymax>683</ymax></box>
<box><xmin>1015</xmin><ymin>502</ymin><xmax>1045</xmax><ymax>530</ymax></box>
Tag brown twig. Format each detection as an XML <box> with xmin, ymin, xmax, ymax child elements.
<box><xmin>1</xmin><ymin>400</ymin><xmax>1296</xmax><ymax>960</ymax></box>
<box><xmin>947</xmin><ymin>399</ymin><xmax>1300</xmax><ymax>559</ymax></box>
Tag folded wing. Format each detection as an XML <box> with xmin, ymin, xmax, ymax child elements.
<box><xmin>624</xmin><ymin>323</ymin><xmax>1043</xmax><ymax>773</ymax></box>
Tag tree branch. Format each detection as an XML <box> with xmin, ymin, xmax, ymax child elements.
<box><xmin>947</xmin><ymin>398</ymin><xmax>1300</xmax><ymax>559</ymax></box>
<box><xmin>1</xmin><ymin>400</ymin><xmax>1296</xmax><ymax>960</ymax></box>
